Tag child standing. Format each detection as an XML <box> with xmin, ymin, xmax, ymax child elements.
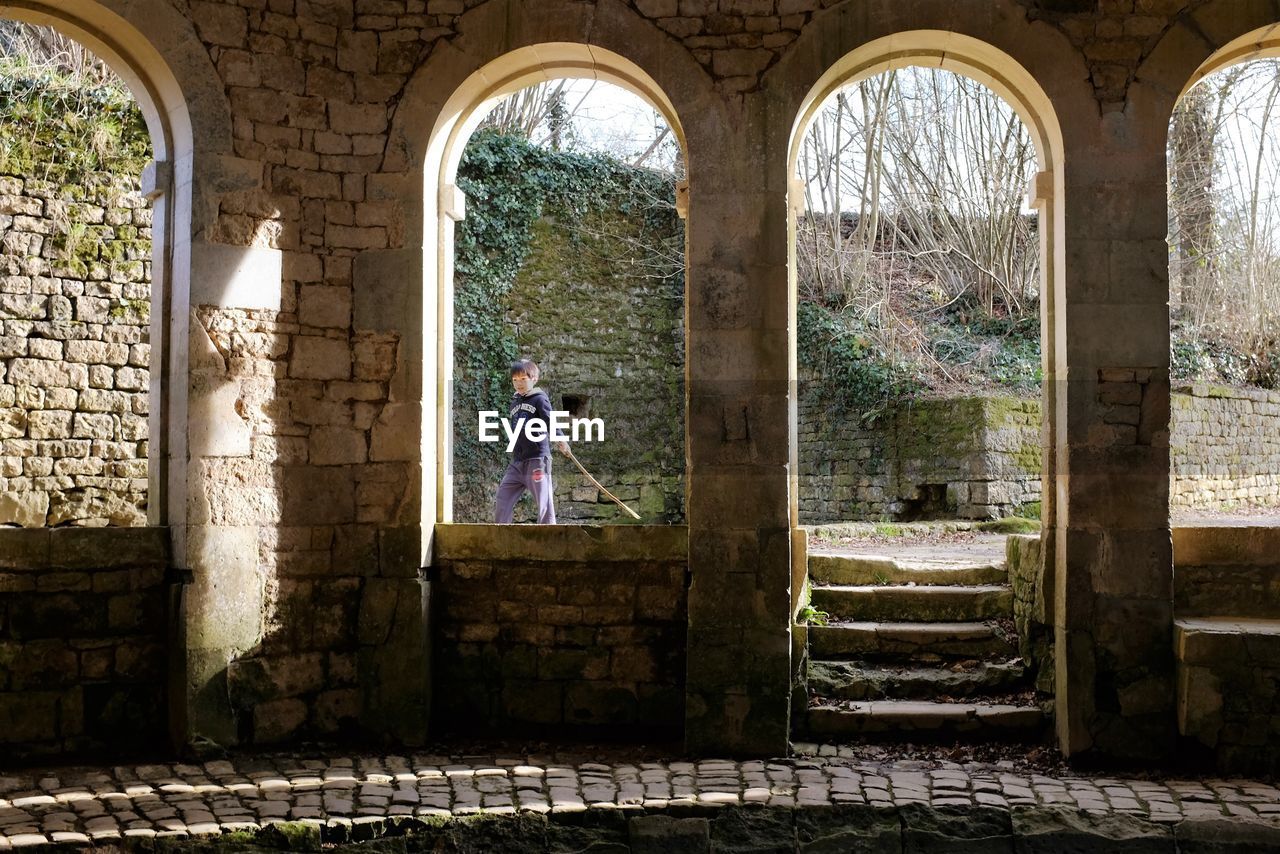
<box><xmin>494</xmin><ymin>358</ymin><xmax>558</xmax><ymax>524</ymax></box>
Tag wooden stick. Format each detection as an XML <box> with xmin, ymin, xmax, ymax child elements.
<box><xmin>561</xmin><ymin>446</ymin><xmax>641</xmax><ymax>520</ymax></box>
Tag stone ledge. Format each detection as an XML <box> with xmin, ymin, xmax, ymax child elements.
<box><xmin>1173</xmin><ymin>526</ymin><xmax>1280</xmax><ymax>568</ymax></box>
<box><xmin>1174</xmin><ymin>383</ymin><xmax>1280</xmax><ymax>405</ymax></box>
<box><xmin>29</xmin><ymin>804</ymin><xmax>1279</xmax><ymax>853</ymax></box>
<box><xmin>1176</xmin><ymin>617</ymin><xmax>1280</xmax><ymax>665</ymax></box>
<box><xmin>0</xmin><ymin>526</ymin><xmax>169</xmax><ymax>570</ymax></box>
<box><xmin>433</xmin><ymin>523</ymin><xmax>688</xmax><ymax>563</ymax></box>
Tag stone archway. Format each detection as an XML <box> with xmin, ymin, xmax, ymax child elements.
<box><xmin>382</xmin><ymin>0</ymin><xmax>718</xmax><ymax>554</ymax></box>
<box><xmin>783</xmin><ymin>30</ymin><xmax>1065</xmax><ymax>534</ymax></box>
<box><xmin>417</xmin><ymin>43</ymin><xmax>688</xmax><ymax>527</ymax></box>
<box><xmin>1</xmin><ymin>0</ymin><xmax>197</xmax><ymax>530</ymax></box>
<box><xmin>762</xmin><ymin>2</ymin><xmax>1181</xmax><ymax>761</ymax></box>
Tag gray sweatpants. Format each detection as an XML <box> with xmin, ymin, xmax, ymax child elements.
<box><xmin>494</xmin><ymin>456</ymin><xmax>556</xmax><ymax>524</ymax></box>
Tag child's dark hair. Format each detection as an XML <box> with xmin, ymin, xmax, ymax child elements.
<box><xmin>510</xmin><ymin>358</ymin><xmax>540</xmax><ymax>381</ymax></box>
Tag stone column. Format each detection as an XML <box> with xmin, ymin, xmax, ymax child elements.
<box><xmin>683</xmin><ymin>93</ymin><xmax>793</xmax><ymax>756</ymax></box>
<box><xmin>1054</xmin><ymin>107</ymin><xmax>1175</xmax><ymax>762</ymax></box>
<box><xmin>351</xmin><ymin>180</ymin><xmax>431</xmax><ymax>743</ymax></box>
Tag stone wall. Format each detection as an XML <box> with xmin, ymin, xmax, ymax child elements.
<box><xmin>0</xmin><ymin>173</ymin><xmax>151</xmax><ymax>528</ymax></box>
<box><xmin>1172</xmin><ymin>527</ymin><xmax>1280</xmax><ymax>774</ymax></box>
<box><xmin>192</xmin><ymin>306</ymin><xmax>416</xmax><ymax>745</ymax></box>
<box><xmin>798</xmin><ymin>383</ymin><xmax>1280</xmax><ymax>524</ymax></box>
<box><xmin>798</xmin><ymin>391</ymin><xmax>1041</xmax><ymax>523</ymax></box>
<box><xmin>1007</xmin><ymin>533</ymin><xmax>1053</xmax><ymax>696</ymax></box>
<box><xmin>1171</xmin><ymin>384</ymin><xmax>1280</xmax><ymax>510</ymax></box>
<box><xmin>0</xmin><ymin>527</ymin><xmax>168</xmax><ymax>760</ymax></box>
<box><xmin>509</xmin><ymin>215</ymin><xmax>685</xmax><ymax>524</ymax></box>
<box><xmin>432</xmin><ymin>525</ymin><xmax>687</xmax><ymax>736</ymax></box>
<box><xmin>450</xmin><ymin>157</ymin><xmax>686</xmax><ymax>526</ymax></box>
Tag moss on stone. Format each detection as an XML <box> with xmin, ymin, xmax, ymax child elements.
<box><xmin>975</xmin><ymin>516</ymin><xmax>1039</xmax><ymax>534</ymax></box>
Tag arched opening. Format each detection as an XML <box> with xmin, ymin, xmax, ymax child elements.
<box><xmin>785</xmin><ymin>31</ymin><xmax>1065</xmax><ymax>744</ymax></box>
<box><xmin>447</xmin><ymin>78</ymin><xmax>686</xmax><ymax>525</ymax></box>
<box><xmin>419</xmin><ymin>44</ymin><xmax>694</xmax><ymax>739</ymax></box>
<box><xmin>792</xmin><ymin>65</ymin><xmax>1042</xmax><ymax>530</ymax></box>
<box><xmin>1165</xmin><ymin>24</ymin><xmax>1280</xmax><ymax>772</ymax></box>
<box><xmin>419</xmin><ymin>44</ymin><xmax>688</xmax><ymax>529</ymax></box>
<box><xmin>0</xmin><ymin>0</ymin><xmax>195</xmax><ymax>533</ymax></box>
<box><xmin>0</xmin><ymin>21</ymin><xmax>155</xmax><ymax>527</ymax></box>
<box><xmin>1168</xmin><ymin>28</ymin><xmax>1280</xmax><ymax>524</ymax></box>
<box><xmin>0</xmin><ymin>0</ymin><xmax>201</xmax><ymax>759</ymax></box>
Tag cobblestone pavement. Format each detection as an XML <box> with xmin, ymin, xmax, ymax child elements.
<box><xmin>1</xmin><ymin>745</ymin><xmax>1279</xmax><ymax>848</ymax></box>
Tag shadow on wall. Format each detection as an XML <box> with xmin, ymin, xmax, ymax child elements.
<box><xmin>186</xmin><ymin>255</ymin><xmax>423</xmax><ymax>747</ymax></box>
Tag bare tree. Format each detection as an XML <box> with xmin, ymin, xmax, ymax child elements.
<box><xmin>479</xmin><ymin>79</ymin><xmax>683</xmax><ymax>175</ymax></box>
<box><xmin>1169</xmin><ymin>60</ymin><xmax>1280</xmax><ymax>385</ymax></box>
<box><xmin>0</xmin><ymin>21</ymin><xmax>118</xmax><ymax>85</ymax></box>
<box><xmin>795</xmin><ymin>66</ymin><xmax>1040</xmax><ymax>388</ymax></box>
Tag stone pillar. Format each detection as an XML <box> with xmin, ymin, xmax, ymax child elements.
<box><xmin>1054</xmin><ymin>107</ymin><xmax>1175</xmax><ymax>762</ymax></box>
<box><xmin>683</xmin><ymin>94</ymin><xmax>793</xmax><ymax>756</ymax></box>
<box><xmin>352</xmin><ymin>174</ymin><xmax>431</xmax><ymax>743</ymax></box>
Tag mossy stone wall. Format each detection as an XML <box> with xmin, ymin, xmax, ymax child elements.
<box><xmin>1171</xmin><ymin>383</ymin><xmax>1280</xmax><ymax>510</ymax></box>
<box><xmin>797</xmin><ymin>381</ymin><xmax>1040</xmax><ymax>522</ymax></box>
<box><xmin>0</xmin><ymin>172</ymin><xmax>152</xmax><ymax>527</ymax></box>
<box><xmin>453</xmin><ymin>211</ymin><xmax>686</xmax><ymax>524</ymax></box>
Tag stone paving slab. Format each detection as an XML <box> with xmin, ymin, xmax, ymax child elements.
<box><xmin>1</xmin><ymin>748</ymin><xmax>1279</xmax><ymax>850</ymax></box>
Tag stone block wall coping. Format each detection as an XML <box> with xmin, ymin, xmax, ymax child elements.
<box><xmin>1173</xmin><ymin>383</ymin><xmax>1280</xmax><ymax>404</ymax></box>
<box><xmin>1173</xmin><ymin>526</ymin><xmax>1280</xmax><ymax>568</ymax></box>
<box><xmin>1175</xmin><ymin>617</ymin><xmax>1280</xmax><ymax>665</ymax></box>
<box><xmin>1015</xmin><ymin>527</ymin><xmax>1280</xmax><ymax>569</ymax></box>
<box><xmin>0</xmin><ymin>526</ymin><xmax>169</xmax><ymax>570</ymax></box>
<box><xmin>432</xmin><ymin>523</ymin><xmax>688</xmax><ymax>562</ymax></box>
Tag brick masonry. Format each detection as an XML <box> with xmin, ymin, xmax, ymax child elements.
<box><xmin>432</xmin><ymin>525</ymin><xmax>688</xmax><ymax>736</ymax></box>
<box><xmin>0</xmin><ymin>527</ymin><xmax>168</xmax><ymax>761</ymax></box>
<box><xmin>0</xmin><ymin>175</ymin><xmax>151</xmax><ymax>528</ymax></box>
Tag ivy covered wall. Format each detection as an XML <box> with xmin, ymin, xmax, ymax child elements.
<box><xmin>450</xmin><ymin>132</ymin><xmax>686</xmax><ymax>524</ymax></box>
<box><xmin>0</xmin><ymin>66</ymin><xmax>153</xmax><ymax>527</ymax></box>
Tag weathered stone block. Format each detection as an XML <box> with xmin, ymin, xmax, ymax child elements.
<box><xmin>629</xmin><ymin>815</ymin><xmax>709</xmax><ymax>854</ymax></box>
<box><xmin>252</xmin><ymin>697</ymin><xmax>309</xmax><ymax>743</ymax></box>
<box><xmin>310</xmin><ymin>426</ymin><xmax>367</xmax><ymax>465</ymax></box>
<box><xmin>1011</xmin><ymin>806</ymin><xmax>1173</xmax><ymax>853</ymax></box>
<box><xmin>0</xmin><ymin>691</ymin><xmax>58</xmax><ymax>742</ymax></box>
<box><xmin>290</xmin><ymin>335</ymin><xmax>351</xmax><ymax>380</ymax></box>
<box><xmin>0</xmin><ymin>490</ymin><xmax>48</xmax><ymax>527</ymax></box>
<box><xmin>795</xmin><ymin>804</ymin><xmax>900</xmax><ymax>852</ymax></box>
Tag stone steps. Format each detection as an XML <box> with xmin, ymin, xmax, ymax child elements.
<box><xmin>808</xmin><ymin>659</ymin><xmax>1027</xmax><ymax>701</ymax></box>
<box><xmin>808</xmin><ymin>621</ymin><xmax>1018</xmax><ymax>661</ymax></box>
<box><xmin>811</xmin><ymin>584</ymin><xmax>1013</xmax><ymax>622</ymax></box>
<box><xmin>799</xmin><ymin>542</ymin><xmax>1046</xmax><ymax>745</ymax></box>
<box><xmin>806</xmin><ymin>700</ymin><xmax>1045</xmax><ymax>739</ymax></box>
<box><xmin>808</xmin><ymin>553</ymin><xmax>1007</xmax><ymax>587</ymax></box>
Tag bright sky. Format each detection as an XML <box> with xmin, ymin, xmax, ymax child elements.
<box><xmin>481</xmin><ymin>78</ymin><xmax>681</xmax><ymax>173</ymax></box>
